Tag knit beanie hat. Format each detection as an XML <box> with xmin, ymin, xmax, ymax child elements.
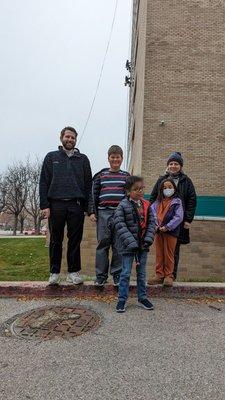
<box><xmin>167</xmin><ymin>152</ymin><xmax>183</xmax><ymax>167</ymax></box>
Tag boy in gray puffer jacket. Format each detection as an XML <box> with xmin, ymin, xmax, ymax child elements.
<box><xmin>114</xmin><ymin>176</ymin><xmax>156</xmax><ymax>313</ymax></box>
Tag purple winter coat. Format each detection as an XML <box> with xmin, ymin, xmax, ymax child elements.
<box><xmin>151</xmin><ymin>197</ymin><xmax>184</xmax><ymax>237</ymax></box>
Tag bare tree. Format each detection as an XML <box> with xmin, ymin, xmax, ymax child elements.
<box><xmin>4</xmin><ymin>161</ymin><xmax>29</xmax><ymax>235</ymax></box>
<box><xmin>25</xmin><ymin>158</ymin><xmax>44</xmax><ymax>234</ymax></box>
<box><xmin>18</xmin><ymin>209</ymin><xmax>27</xmax><ymax>234</ymax></box>
<box><xmin>0</xmin><ymin>174</ymin><xmax>7</xmax><ymax>212</ymax></box>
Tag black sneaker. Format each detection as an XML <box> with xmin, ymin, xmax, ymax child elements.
<box><xmin>116</xmin><ymin>301</ymin><xmax>126</xmax><ymax>313</ymax></box>
<box><xmin>138</xmin><ymin>299</ymin><xmax>154</xmax><ymax>310</ymax></box>
<box><xmin>94</xmin><ymin>277</ymin><xmax>107</xmax><ymax>287</ymax></box>
<box><xmin>113</xmin><ymin>273</ymin><xmax>121</xmax><ymax>287</ymax></box>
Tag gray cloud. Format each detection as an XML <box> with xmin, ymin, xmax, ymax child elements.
<box><xmin>0</xmin><ymin>0</ymin><xmax>132</xmax><ymax>173</ymax></box>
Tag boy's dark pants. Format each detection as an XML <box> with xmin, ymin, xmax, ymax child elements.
<box><xmin>95</xmin><ymin>209</ymin><xmax>122</xmax><ymax>280</ymax></box>
<box><xmin>49</xmin><ymin>200</ymin><xmax>84</xmax><ymax>274</ymax></box>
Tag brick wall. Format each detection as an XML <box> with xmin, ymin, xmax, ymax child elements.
<box><xmin>80</xmin><ymin>218</ymin><xmax>97</xmax><ymax>277</ymax></box>
<box><xmin>129</xmin><ymin>0</ymin><xmax>225</xmax><ymax>196</ymax></box>
<box><xmin>80</xmin><ymin>218</ymin><xmax>225</xmax><ymax>281</ymax></box>
<box><xmin>125</xmin><ymin>0</ymin><xmax>225</xmax><ymax>281</ymax></box>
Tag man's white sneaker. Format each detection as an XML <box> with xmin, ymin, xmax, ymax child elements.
<box><xmin>48</xmin><ymin>273</ymin><xmax>60</xmax><ymax>285</ymax></box>
<box><xmin>66</xmin><ymin>272</ymin><xmax>83</xmax><ymax>285</ymax></box>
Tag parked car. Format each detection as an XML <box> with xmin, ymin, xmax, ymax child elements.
<box><xmin>24</xmin><ymin>229</ymin><xmax>36</xmax><ymax>235</ymax></box>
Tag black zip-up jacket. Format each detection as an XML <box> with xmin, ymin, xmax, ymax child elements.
<box><xmin>39</xmin><ymin>147</ymin><xmax>92</xmax><ymax>211</ymax></box>
<box><xmin>114</xmin><ymin>198</ymin><xmax>156</xmax><ymax>254</ymax></box>
<box><xmin>149</xmin><ymin>172</ymin><xmax>197</xmax><ymax>223</ymax></box>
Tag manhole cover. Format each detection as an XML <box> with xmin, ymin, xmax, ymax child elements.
<box><xmin>0</xmin><ymin>306</ymin><xmax>101</xmax><ymax>340</ymax></box>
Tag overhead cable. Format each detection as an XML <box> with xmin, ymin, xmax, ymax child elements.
<box><xmin>78</xmin><ymin>0</ymin><xmax>119</xmax><ymax>146</ymax></box>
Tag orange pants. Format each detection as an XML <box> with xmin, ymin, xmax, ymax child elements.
<box><xmin>154</xmin><ymin>232</ymin><xmax>177</xmax><ymax>278</ymax></box>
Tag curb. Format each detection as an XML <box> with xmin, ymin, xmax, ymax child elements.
<box><xmin>0</xmin><ymin>282</ymin><xmax>225</xmax><ymax>299</ymax></box>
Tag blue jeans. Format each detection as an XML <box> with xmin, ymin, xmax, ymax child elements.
<box><xmin>118</xmin><ymin>251</ymin><xmax>148</xmax><ymax>302</ymax></box>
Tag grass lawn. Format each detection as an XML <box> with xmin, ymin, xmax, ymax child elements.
<box><xmin>0</xmin><ymin>238</ymin><xmax>49</xmax><ymax>281</ymax></box>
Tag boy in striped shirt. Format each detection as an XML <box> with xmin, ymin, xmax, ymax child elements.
<box><xmin>89</xmin><ymin>145</ymin><xmax>130</xmax><ymax>287</ymax></box>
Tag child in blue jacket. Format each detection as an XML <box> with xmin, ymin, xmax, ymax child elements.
<box><xmin>114</xmin><ymin>176</ymin><xmax>156</xmax><ymax>313</ymax></box>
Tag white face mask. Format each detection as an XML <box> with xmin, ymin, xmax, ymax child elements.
<box><xmin>163</xmin><ymin>188</ymin><xmax>175</xmax><ymax>198</ymax></box>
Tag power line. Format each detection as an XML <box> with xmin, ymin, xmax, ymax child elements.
<box><xmin>78</xmin><ymin>0</ymin><xmax>119</xmax><ymax>146</ymax></box>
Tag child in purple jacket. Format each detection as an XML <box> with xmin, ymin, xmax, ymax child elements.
<box><xmin>148</xmin><ymin>178</ymin><xmax>183</xmax><ymax>287</ymax></box>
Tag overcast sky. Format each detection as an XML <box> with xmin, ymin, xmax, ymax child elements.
<box><xmin>0</xmin><ymin>0</ymin><xmax>132</xmax><ymax>174</ymax></box>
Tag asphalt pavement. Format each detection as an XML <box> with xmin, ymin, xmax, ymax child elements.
<box><xmin>0</xmin><ymin>297</ymin><xmax>225</xmax><ymax>400</ymax></box>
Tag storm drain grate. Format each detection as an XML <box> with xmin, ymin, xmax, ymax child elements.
<box><xmin>0</xmin><ymin>306</ymin><xmax>101</xmax><ymax>340</ymax></box>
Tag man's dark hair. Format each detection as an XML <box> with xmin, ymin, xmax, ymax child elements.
<box><xmin>60</xmin><ymin>126</ymin><xmax>78</xmax><ymax>140</ymax></box>
<box><xmin>157</xmin><ymin>178</ymin><xmax>178</xmax><ymax>202</ymax></box>
<box><xmin>108</xmin><ymin>145</ymin><xmax>123</xmax><ymax>157</ymax></box>
<box><xmin>125</xmin><ymin>176</ymin><xmax>143</xmax><ymax>191</ymax></box>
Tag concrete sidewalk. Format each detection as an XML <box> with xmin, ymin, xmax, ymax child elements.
<box><xmin>0</xmin><ymin>297</ymin><xmax>225</xmax><ymax>400</ymax></box>
<box><xmin>0</xmin><ymin>281</ymin><xmax>225</xmax><ymax>299</ymax></box>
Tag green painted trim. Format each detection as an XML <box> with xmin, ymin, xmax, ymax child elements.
<box><xmin>196</xmin><ymin>196</ymin><xmax>225</xmax><ymax>218</ymax></box>
<box><xmin>145</xmin><ymin>195</ymin><xmax>225</xmax><ymax>218</ymax></box>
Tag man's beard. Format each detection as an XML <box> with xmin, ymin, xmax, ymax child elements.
<box><xmin>62</xmin><ymin>141</ymin><xmax>75</xmax><ymax>150</ymax></box>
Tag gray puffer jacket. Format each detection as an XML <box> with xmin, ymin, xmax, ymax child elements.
<box><xmin>114</xmin><ymin>198</ymin><xmax>156</xmax><ymax>254</ymax></box>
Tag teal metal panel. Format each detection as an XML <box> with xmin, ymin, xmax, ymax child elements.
<box><xmin>144</xmin><ymin>195</ymin><xmax>225</xmax><ymax>217</ymax></box>
<box><xmin>195</xmin><ymin>196</ymin><xmax>225</xmax><ymax>217</ymax></box>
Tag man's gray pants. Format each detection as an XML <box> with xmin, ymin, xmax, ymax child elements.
<box><xmin>95</xmin><ymin>209</ymin><xmax>122</xmax><ymax>280</ymax></box>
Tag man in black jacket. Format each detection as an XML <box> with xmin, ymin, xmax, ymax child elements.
<box><xmin>149</xmin><ymin>152</ymin><xmax>197</xmax><ymax>280</ymax></box>
<box><xmin>39</xmin><ymin>126</ymin><xmax>92</xmax><ymax>285</ymax></box>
